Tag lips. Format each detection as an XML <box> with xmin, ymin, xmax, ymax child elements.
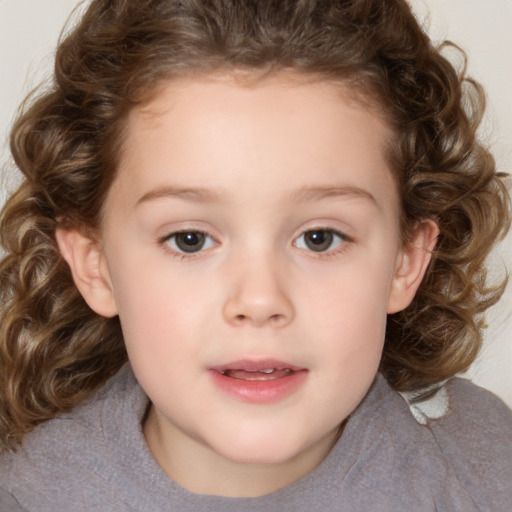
<box><xmin>209</xmin><ymin>359</ymin><xmax>308</xmax><ymax>403</ymax></box>
<box><xmin>220</xmin><ymin>368</ymin><xmax>294</xmax><ymax>380</ymax></box>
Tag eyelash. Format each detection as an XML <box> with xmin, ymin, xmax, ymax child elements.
<box><xmin>159</xmin><ymin>230</ymin><xmax>217</xmax><ymax>260</ymax></box>
<box><xmin>158</xmin><ymin>227</ymin><xmax>351</xmax><ymax>260</ymax></box>
<box><xmin>293</xmin><ymin>228</ymin><xmax>351</xmax><ymax>259</ymax></box>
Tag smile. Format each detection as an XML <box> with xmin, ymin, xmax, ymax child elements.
<box><xmin>209</xmin><ymin>360</ymin><xmax>308</xmax><ymax>403</ymax></box>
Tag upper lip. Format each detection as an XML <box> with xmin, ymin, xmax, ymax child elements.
<box><xmin>210</xmin><ymin>359</ymin><xmax>305</xmax><ymax>373</ymax></box>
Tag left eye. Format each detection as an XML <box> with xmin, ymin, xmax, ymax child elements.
<box><xmin>165</xmin><ymin>231</ymin><xmax>216</xmax><ymax>254</ymax></box>
<box><xmin>294</xmin><ymin>229</ymin><xmax>346</xmax><ymax>253</ymax></box>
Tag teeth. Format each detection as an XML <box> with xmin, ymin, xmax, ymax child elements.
<box><xmin>218</xmin><ymin>368</ymin><xmax>294</xmax><ymax>376</ymax></box>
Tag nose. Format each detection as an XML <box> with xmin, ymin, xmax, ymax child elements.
<box><xmin>222</xmin><ymin>255</ymin><xmax>295</xmax><ymax>328</ymax></box>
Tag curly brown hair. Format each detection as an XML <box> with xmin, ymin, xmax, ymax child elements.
<box><xmin>1</xmin><ymin>0</ymin><xmax>509</xmax><ymax>452</ymax></box>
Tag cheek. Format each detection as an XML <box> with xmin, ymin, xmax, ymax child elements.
<box><xmin>300</xmin><ymin>262</ymin><xmax>391</xmax><ymax>362</ymax></box>
<box><xmin>108</xmin><ymin>247</ymin><xmax>200</xmax><ymax>316</ymax></box>
<box><xmin>108</xmin><ymin>260</ymin><xmax>215</xmax><ymax>365</ymax></box>
<box><xmin>304</xmin><ymin>256</ymin><xmax>392</xmax><ymax>319</ymax></box>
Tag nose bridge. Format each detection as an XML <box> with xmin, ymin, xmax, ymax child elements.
<box><xmin>222</xmin><ymin>247</ymin><xmax>294</xmax><ymax>328</ymax></box>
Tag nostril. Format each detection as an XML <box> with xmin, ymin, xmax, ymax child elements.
<box><xmin>269</xmin><ymin>313</ymin><xmax>287</xmax><ymax>327</ymax></box>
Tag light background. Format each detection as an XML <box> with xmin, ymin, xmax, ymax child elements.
<box><xmin>1</xmin><ymin>0</ymin><xmax>511</xmax><ymax>406</ymax></box>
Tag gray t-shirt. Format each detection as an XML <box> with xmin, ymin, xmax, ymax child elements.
<box><xmin>1</xmin><ymin>364</ymin><xmax>511</xmax><ymax>511</ymax></box>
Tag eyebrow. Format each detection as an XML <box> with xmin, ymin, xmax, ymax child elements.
<box><xmin>135</xmin><ymin>183</ymin><xmax>379</xmax><ymax>209</ymax></box>
<box><xmin>136</xmin><ymin>186</ymin><xmax>224</xmax><ymax>206</ymax></box>
<box><xmin>291</xmin><ymin>185</ymin><xmax>380</xmax><ymax>208</ymax></box>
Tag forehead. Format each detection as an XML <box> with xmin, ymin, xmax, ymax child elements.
<box><xmin>133</xmin><ymin>72</ymin><xmax>389</xmax><ymax>136</ymax></box>
<box><xmin>111</xmin><ymin>73</ymin><xmax>397</xmax><ymax>214</ymax></box>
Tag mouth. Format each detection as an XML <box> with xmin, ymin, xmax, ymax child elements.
<box><xmin>218</xmin><ymin>368</ymin><xmax>295</xmax><ymax>380</ymax></box>
<box><xmin>211</xmin><ymin>359</ymin><xmax>304</xmax><ymax>379</ymax></box>
<box><xmin>209</xmin><ymin>359</ymin><xmax>308</xmax><ymax>403</ymax></box>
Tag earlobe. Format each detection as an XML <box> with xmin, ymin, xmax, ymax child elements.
<box><xmin>387</xmin><ymin>219</ymin><xmax>439</xmax><ymax>314</ymax></box>
<box><xmin>55</xmin><ymin>228</ymin><xmax>118</xmax><ymax>318</ymax></box>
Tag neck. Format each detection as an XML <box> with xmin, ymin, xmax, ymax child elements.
<box><xmin>143</xmin><ymin>405</ymin><xmax>342</xmax><ymax>498</ymax></box>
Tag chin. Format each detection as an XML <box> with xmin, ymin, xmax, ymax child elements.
<box><xmin>209</xmin><ymin>430</ymin><xmax>312</xmax><ymax>466</ymax></box>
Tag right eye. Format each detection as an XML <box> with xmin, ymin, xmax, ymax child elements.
<box><xmin>164</xmin><ymin>231</ymin><xmax>216</xmax><ymax>254</ymax></box>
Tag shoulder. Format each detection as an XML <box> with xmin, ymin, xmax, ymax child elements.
<box><xmin>440</xmin><ymin>378</ymin><xmax>512</xmax><ymax>432</ymax></box>
<box><xmin>335</xmin><ymin>375</ymin><xmax>512</xmax><ymax>511</ymax></box>
<box><xmin>402</xmin><ymin>377</ymin><xmax>512</xmax><ymax>510</ymax></box>
<box><xmin>418</xmin><ymin>377</ymin><xmax>512</xmax><ymax>454</ymax></box>
<box><xmin>0</xmin><ymin>365</ymin><xmax>146</xmax><ymax>511</ymax></box>
<box><xmin>432</xmin><ymin>379</ymin><xmax>512</xmax><ymax>493</ymax></box>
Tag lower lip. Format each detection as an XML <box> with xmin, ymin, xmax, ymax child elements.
<box><xmin>209</xmin><ymin>369</ymin><xmax>308</xmax><ymax>404</ymax></box>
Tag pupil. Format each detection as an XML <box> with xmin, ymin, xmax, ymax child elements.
<box><xmin>176</xmin><ymin>232</ymin><xmax>205</xmax><ymax>253</ymax></box>
<box><xmin>305</xmin><ymin>230</ymin><xmax>333</xmax><ymax>252</ymax></box>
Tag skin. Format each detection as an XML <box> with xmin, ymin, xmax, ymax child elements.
<box><xmin>57</xmin><ymin>74</ymin><xmax>437</xmax><ymax>497</ymax></box>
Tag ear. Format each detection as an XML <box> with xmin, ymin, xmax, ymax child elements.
<box><xmin>387</xmin><ymin>219</ymin><xmax>439</xmax><ymax>314</ymax></box>
<box><xmin>55</xmin><ymin>228</ymin><xmax>118</xmax><ymax>318</ymax></box>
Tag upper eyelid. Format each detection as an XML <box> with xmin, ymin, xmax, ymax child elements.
<box><xmin>156</xmin><ymin>224</ymin><xmax>352</xmax><ymax>246</ymax></box>
<box><xmin>294</xmin><ymin>226</ymin><xmax>351</xmax><ymax>241</ymax></box>
<box><xmin>292</xmin><ymin>228</ymin><xmax>353</xmax><ymax>259</ymax></box>
<box><xmin>293</xmin><ymin>228</ymin><xmax>349</xmax><ymax>250</ymax></box>
<box><xmin>161</xmin><ymin>228</ymin><xmax>208</xmax><ymax>239</ymax></box>
<box><xmin>159</xmin><ymin>229</ymin><xmax>218</xmax><ymax>257</ymax></box>
<box><xmin>159</xmin><ymin>227</ymin><xmax>217</xmax><ymax>242</ymax></box>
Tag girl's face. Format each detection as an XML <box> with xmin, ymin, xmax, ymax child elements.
<box><xmin>68</xmin><ymin>75</ymin><xmax>435</xmax><ymax>496</ymax></box>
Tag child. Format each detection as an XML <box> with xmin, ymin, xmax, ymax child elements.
<box><xmin>1</xmin><ymin>0</ymin><xmax>511</xmax><ymax>510</ymax></box>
